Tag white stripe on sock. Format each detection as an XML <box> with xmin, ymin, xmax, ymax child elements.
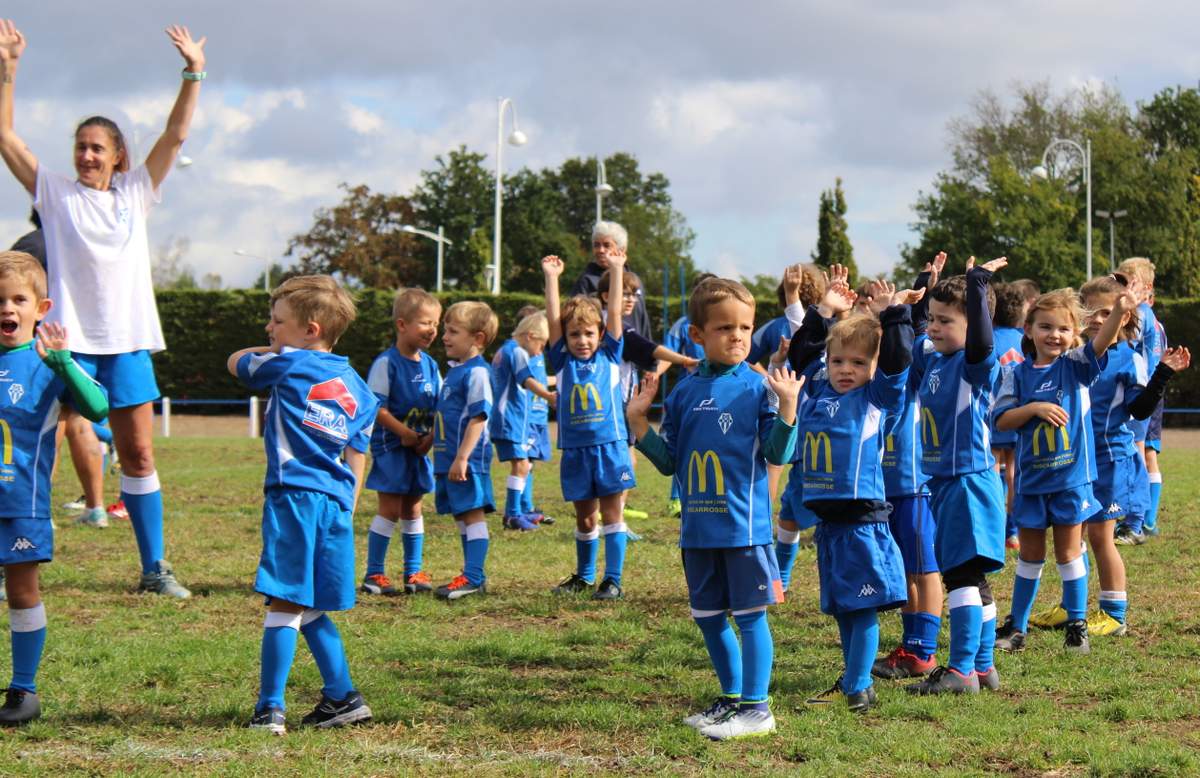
<box><xmin>121</xmin><ymin>471</ymin><xmax>161</xmax><ymax>495</ymax></box>
<box><xmin>401</xmin><ymin>517</ymin><xmax>424</xmax><ymax>535</ymax></box>
<box><xmin>506</xmin><ymin>475</ymin><xmax>526</xmax><ymax>491</ymax></box>
<box><xmin>1058</xmin><ymin>556</ymin><xmax>1087</xmax><ymax>581</ymax></box>
<box><xmin>465</xmin><ymin>523</ymin><xmax>489</xmax><ymax>541</ymax></box>
<box><xmin>776</xmin><ymin>527</ymin><xmax>801</xmax><ymax>544</ymax></box>
<box><xmin>601</xmin><ymin>522</ymin><xmax>628</xmax><ymax>536</ymax></box>
<box><xmin>981</xmin><ymin>603</ymin><xmax>997</xmax><ymax>622</ymax></box>
<box><xmin>10</xmin><ymin>603</ymin><xmax>46</xmax><ymax>632</ymax></box>
<box><xmin>369</xmin><ymin>515</ymin><xmax>396</xmax><ymax>537</ymax></box>
<box><xmin>264</xmin><ymin>610</ymin><xmax>302</xmax><ymax>630</ymax></box>
<box><xmin>948</xmin><ymin>586</ymin><xmax>982</xmax><ymax>610</ymax></box>
<box><xmin>575</xmin><ymin>528</ymin><xmax>600</xmax><ymax>541</ymax></box>
<box><xmin>1016</xmin><ymin>559</ymin><xmax>1045</xmax><ymax>580</ymax></box>
<box><xmin>690</xmin><ymin>608</ymin><xmax>725</xmax><ymax>618</ymax></box>
<box><xmin>1099</xmin><ymin>590</ymin><xmax>1127</xmax><ymax>602</ymax></box>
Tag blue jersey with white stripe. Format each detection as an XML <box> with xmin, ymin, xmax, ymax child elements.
<box><xmin>238</xmin><ymin>348</ymin><xmax>378</xmax><ymax>511</ymax></box>
<box><xmin>989</xmin><ymin>327</ymin><xmax>1026</xmax><ymax>447</ymax></box>
<box><xmin>433</xmin><ymin>355</ymin><xmax>493</xmax><ymax>475</ymax></box>
<box><xmin>1088</xmin><ymin>342</ymin><xmax>1148</xmax><ymax>464</ymax></box>
<box><xmin>489</xmin><ymin>339</ymin><xmax>535</xmax><ymax>443</ymax></box>
<box><xmin>913</xmin><ymin>342</ymin><xmax>1000</xmax><ymax>477</ymax></box>
<box><xmin>547</xmin><ymin>333</ymin><xmax>627</xmax><ymax>449</ymax></box>
<box><xmin>528</xmin><ymin>351</ymin><xmax>550</xmax><ymax>426</ymax></box>
<box><xmin>663</xmin><ymin>315</ymin><xmax>704</xmax><ymax>369</ymax></box>
<box><xmin>748</xmin><ymin>316</ymin><xmax>789</xmax><ymax>364</ymax></box>
<box><xmin>659</xmin><ymin>362</ymin><xmax>778</xmax><ymax>548</ymax></box>
<box><xmin>1134</xmin><ymin>303</ymin><xmax>1162</xmax><ymax>374</ymax></box>
<box><xmin>881</xmin><ymin>366</ymin><xmax>927</xmax><ymax>498</ymax></box>
<box><xmin>365</xmin><ymin>347</ymin><xmax>440</xmax><ymax>457</ymax></box>
<box><xmin>993</xmin><ymin>342</ymin><xmax>1102</xmax><ymax>494</ymax></box>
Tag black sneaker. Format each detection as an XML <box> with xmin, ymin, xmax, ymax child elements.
<box><xmin>994</xmin><ymin>614</ymin><xmax>1027</xmax><ymax>653</ymax></box>
<box><xmin>1114</xmin><ymin>524</ymin><xmax>1146</xmax><ymax>546</ymax></box>
<box><xmin>1064</xmin><ymin>619</ymin><xmax>1091</xmax><ymax>655</ymax></box>
<box><xmin>805</xmin><ymin>676</ymin><xmax>844</xmax><ymax>706</ymax></box>
<box><xmin>0</xmin><ymin>687</ymin><xmax>41</xmax><ymax>726</ymax></box>
<box><xmin>300</xmin><ymin>690</ymin><xmax>373</xmax><ymax>729</ymax></box>
<box><xmin>592</xmin><ymin>577</ymin><xmax>623</xmax><ymax>601</ymax></box>
<box><xmin>905</xmin><ymin>666</ymin><xmax>979</xmax><ymax>695</ymax></box>
<box><xmin>247</xmin><ymin>704</ymin><xmax>286</xmax><ymax>735</ymax></box>
<box><xmin>846</xmin><ymin>685</ymin><xmax>878</xmax><ymax>713</ymax></box>
<box><xmin>552</xmin><ymin>573</ymin><xmax>594</xmax><ymax>594</ymax></box>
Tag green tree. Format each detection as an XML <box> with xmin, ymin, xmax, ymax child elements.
<box><xmin>410</xmin><ymin>146</ymin><xmax>495</xmax><ymax>290</ymax></box>
<box><xmin>812</xmin><ymin>178</ymin><xmax>856</xmax><ymax>281</ymax></box>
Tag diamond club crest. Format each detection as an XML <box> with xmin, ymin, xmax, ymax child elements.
<box><xmin>928</xmin><ymin>374</ymin><xmax>941</xmax><ymax>395</ymax></box>
<box><xmin>718</xmin><ymin>412</ymin><xmax>733</xmax><ymax>434</ymax></box>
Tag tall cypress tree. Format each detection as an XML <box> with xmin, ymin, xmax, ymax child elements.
<box><xmin>813</xmin><ymin>177</ymin><xmax>857</xmax><ymax>282</ymax></box>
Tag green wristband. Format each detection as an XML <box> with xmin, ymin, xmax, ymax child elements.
<box><xmin>182</xmin><ymin>68</ymin><xmax>206</xmax><ymax>81</ymax></box>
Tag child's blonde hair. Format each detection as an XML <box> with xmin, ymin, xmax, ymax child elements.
<box><xmin>1117</xmin><ymin>257</ymin><xmax>1155</xmax><ymax>289</ymax></box>
<box><xmin>688</xmin><ymin>278</ymin><xmax>756</xmax><ymax>329</ymax></box>
<box><xmin>826</xmin><ymin>313</ymin><xmax>881</xmax><ymax>357</ymax></box>
<box><xmin>1079</xmin><ymin>276</ymin><xmax>1140</xmax><ymax>343</ymax></box>
<box><xmin>0</xmin><ymin>251</ymin><xmax>47</xmax><ymax>299</ymax></box>
<box><xmin>392</xmin><ymin>287</ymin><xmax>441</xmax><ymax>321</ymax></box>
<box><xmin>513</xmin><ymin>311</ymin><xmax>548</xmax><ymax>341</ymax></box>
<box><xmin>271</xmin><ymin>275</ymin><xmax>357</xmax><ymax>346</ymax></box>
<box><xmin>1021</xmin><ymin>288</ymin><xmax>1084</xmax><ymax>356</ymax></box>
<box><xmin>444</xmin><ymin>301</ymin><xmax>499</xmax><ymax>346</ymax></box>
<box><xmin>561</xmin><ymin>295</ymin><xmax>604</xmax><ymax>332</ymax></box>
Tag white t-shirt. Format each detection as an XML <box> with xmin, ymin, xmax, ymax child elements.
<box><xmin>34</xmin><ymin>165</ymin><xmax>166</xmax><ymax>354</ymax></box>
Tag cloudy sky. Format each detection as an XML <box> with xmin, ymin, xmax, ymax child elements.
<box><xmin>3</xmin><ymin>2</ymin><xmax>1198</xmax><ymax>288</ymax></box>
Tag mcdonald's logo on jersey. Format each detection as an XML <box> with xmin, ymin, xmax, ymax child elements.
<box><xmin>885</xmin><ymin>434</ymin><xmax>895</xmax><ymax>452</ymax></box>
<box><xmin>403</xmin><ymin>407</ymin><xmax>434</xmax><ymax>435</ymax></box>
<box><xmin>920</xmin><ymin>408</ymin><xmax>940</xmax><ymax>447</ymax></box>
<box><xmin>805</xmin><ymin>431</ymin><xmax>833</xmax><ymax>473</ymax></box>
<box><xmin>432</xmin><ymin>411</ymin><xmax>446</xmax><ymax>441</ymax></box>
<box><xmin>687</xmin><ymin>450</ymin><xmax>725</xmax><ymax>495</ymax></box>
<box><xmin>1032</xmin><ymin>422</ymin><xmax>1069</xmax><ymax>455</ymax></box>
<box><xmin>0</xmin><ymin>419</ymin><xmax>11</xmax><ymax>465</ymax></box>
<box><xmin>570</xmin><ymin>383</ymin><xmax>603</xmax><ymax>414</ymax></box>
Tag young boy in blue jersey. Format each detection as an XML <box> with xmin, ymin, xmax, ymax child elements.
<box><xmin>1116</xmin><ymin>258</ymin><xmax>1162</xmax><ymax>544</ymax></box>
<box><xmin>543</xmin><ymin>252</ymin><xmax>635</xmax><ymax>601</ymax></box>
<box><xmin>990</xmin><ymin>282</ymin><xmax>1031</xmax><ymax>551</ymax></box>
<box><xmin>1143</xmin><ymin>307</ymin><xmax>1168</xmax><ymax>536</ymax></box>
<box><xmin>514</xmin><ymin>306</ymin><xmax>556</xmax><ymax>525</ymax></box>
<box><xmin>906</xmin><ymin>256</ymin><xmax>1008</xmax><ymax>695</ymax></box>
<box><xmin>229</xmin><ymin>275</ymin><xmax>380</xmax><ymax>734</ymax></box>
<box><xmin>431</xmin><ymin>301</ymin><xmax>499</xmax><ymax>600</ymax></box>
<box><xmin>361</xmin><ymin>288</ymin><xmax>442</xmax><ymax>597</ymax></box>
<box><xmin>992</xmin><ymin>287</ymin><xmax>1132</xmax><ymax>655</ymax></box>
<box><xmin>627</xmin><ymin>277</ymin><xmax>801</xmax><ymax>739</ymax></box>
<box><xmin>0</xmin><ymin>251</ymin><xmax>108</xmax><ymax>725</ymax></box>
<box><xmin>491</xmin><ymin>311</ymin><xmax>553</xmax><ymax>531</ymax></box>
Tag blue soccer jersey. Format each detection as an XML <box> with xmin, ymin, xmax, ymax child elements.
<box><xmin>547</xmin><ymin>332</ymin><xmax>627</xmax><ymax>448</ymax></box>
<box><xmin>238</xmin><ymin>348</ymin><xmax>379</xmax><ymax>511</ymax></box>
<box><xmin>913</xmin><ymin>341</ymin><xmax>1000</xmax><ymax>477</ymax></box>
<box><xmin>748</xmin><ymin>316</ymin><xmax>789</xmax><ymax>365</ymax></box>
<box><xmin>528</xmin><ymin>351</ymin><xmax>550</xmax><ymax>426</ymax></box>
<box><xmin>989</xmin><ymin>326</ymin><xmax>1026</xmax><ymax>447</ymax></box>
<box><xmin>993</xmin><ymin>342</ymin><xmax>1103</xmax><ymax>495</ymax></box>
<box><xmin>1089</xmin><ymin>342</ymin><xmax>1148</xmax><ymax>464</ymax></box>
<box><xmin>664</xmin><ymin>315</ymin><xmax>704</xmax><ymax>368</ymax></box>
<box><xmin>365</xmin><ymin>346</ymin><xmax>441</xmax><ymax>457</ymax></box>
<box><xmin>881</xmin><ymin>369</ymin><xmax>927</xmax><ymax>498</ymax></box>
<box><xmin>489</xmin><ymin>339</ymin><xmax>535</xmax><ymax>443</ymax></box>
<box><xmin>432</xmin><ymin>355</ymin><xmax>493</xmax><ymax>475</ymax></box>
<box><xmin>1135</xmin><ymin>303</ymin><xmax>1162</xmax><ymax>374</ymax></box>
<box><xmin>658</xmin><ymin>362</ymin><xmax>781</xmax><ymax>548</ymax></box>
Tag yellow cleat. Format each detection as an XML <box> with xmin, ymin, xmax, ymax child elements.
<box><xmin>1028</xmin><ymin>604</ymin><xmax>1068</xmax><ymax>630</ymax></box>
<box><xmin>1086</xmin><ymin>610</ymin><xmax>1128</xmax><ymax>637</ymax></box>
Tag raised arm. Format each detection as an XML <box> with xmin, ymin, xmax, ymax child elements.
<box><xmin>605</xmin><ymin>248</ymin><xmax>626</xmax><ymax>338</ymax></box>
<box><xmin>144</xmin><ymin>25</ymin><xmax>206</xmax><ymax>189</ymax></box>
<box><xmin>1090</xmin><ymin>288</ymin><xmax>1137</xmax><ymax>356</ymax></box>
<box><xmin>543</xmin><ymin>255</ymin><xmax>564</xmax><ymax>344</ymax></box>
<box><xmin>0</xmin><ymin>20</ymin><xmax>37</xmax><ymax>195</ymax></box>
<box><xmin>965</xmin><ymin>256</ymin><xmax>1006</xmax><ymax>365</ymax></box>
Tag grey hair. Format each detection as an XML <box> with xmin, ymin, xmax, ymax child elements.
<box><xmin>591</xmin><ymin>220</ymin><xmax>628</xmax><ymax>251</ymax></box>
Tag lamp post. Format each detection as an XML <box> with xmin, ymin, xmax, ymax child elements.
<box><xmin>233</xmin><ymin>249</ymin><xmax>272</xmax><ymax>292</ymax></box>
<box><xmin>595</xmin><ymin>157</ymin><xmax>613</xmax><ymax>223</ymax></box>
<box><xmin>491</xmin><ymin>97</ymin><xmax>528</xmax><ymax>295</ymax></box>
<box><xmin>400</xmin><ymin>225</ymin><xmax>453</xmax><ymax>292</ymax></box>
<box><xmin>1094</xmin><ymin>209</ymin><xmax>1128</xmax><ymax>273</ymax></box>
<box><xmin>1032</xmin><ymin>138</ymin><xmax>1093</xmax><ymax>279</ymax></box>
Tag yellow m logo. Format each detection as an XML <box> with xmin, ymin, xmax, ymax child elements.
<box><xmin>432</xmin><ymin>412</ymin><xmax>446</xmax><ymax>441</ymax></box>
<box><xmin>1032</xmin><ymin>422</ymin><xmax>1069</xmax><ymax>455</ymax></box>
<box><xmin>920</xmin><ymin>407</ymin><xmax>940</xmax><ymax>447</ymax></box>
<box><xmin>570</xmin><ymin>383</ymin><xmax>602</xmax><ymax>414</ymax></box>
<box><xmin>687</xmin><ymin>450</ymin><xmax>725</xmax><ymax>495</ymax></box>
<box><xmin>885</xmin><ymin>434</ymin><xmax>895</xmax><ymax>452</ymax></box>
<box><xmin>805</xmin><ymin>431</ymin><xmax>833</xmax><ymax>473</ymax></box>
<box><xmin>0</xmin><ymin>419</ymin><xmax>10</xmax><ymax>465</ymax></box>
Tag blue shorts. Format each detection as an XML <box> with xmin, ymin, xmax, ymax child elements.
<box><xmin>560</xmin><ymin>441</ymin><xmax>636</xmax><ymax>501</ymax></box>
<box><xmin>1147</xmin><ymin>400</ymin><xmax>1164</xmax><ymax>445</ymax></box>
<box><xmin>778</xmin><ymin>466</ymin><xmax>818</xmax><ymax>530</ymax></box>
<box><xmin>887</xmin><ymin>494</ymin><xmax>938</xmax><ymax>575</ymax></box>
<box><xmin>525</xmin><ymin>423</ymin><xmax>551</xmax><ymax>462</ymax></box>
<box><xmin>990</xmin><ymin>428</ymin><xmax>1017</xmax><ymax>450</ymax></box>
<box><xmin>73</xmin><ymin>350</ymin><xmax>160</xmax><ymax>409</ymax></box>
<box><xmin>366</xmin><ymin>447</ymin><xmax>433</xmax><ymax>496</ymax></box>
<box><xmin>256</xmin><ymin>488</ymin><xmax>355</xmax><ymax>611</ymax></box>
<box><xmin>1091</xmin><ymin>454</ymin><xmax>1149</xmax><ymax>522</ymax></box>
<box><xmin>928</xmin><ymin>469</ymin><xmax>1006</xmax><ymax>574</ymax></box>
<box><xmin>682</xmin><ymin>545</ymin><xmax>783</xmax><ymax>612</ymax></box>
<box><xmin>434</xmin><ymin>473</ymin><xmax>495</xmax><ymax>516</ymax></box>
<box><xmin>1013</xmin><ymin>483</ymin><xmax>1096</xmax><ymax>530</ymax></box>
<box><xmin>1129</xmin><ymin>417</ymin><xmax>1149</xmax><ymax>444</ymax></box>
<box><xmin>814</xmin><ymin>521</ymin><xmax>907</xmax><ymax>615</ymax></box>
<box><xmin>0</xmin><ymin>518</ymin><xmax>53</xmax><ymax>565</ymax></box>
<box><xmin>493</xmin><ymin>439</ymin><xmax>529</xmax><ymax>463</ymax></box>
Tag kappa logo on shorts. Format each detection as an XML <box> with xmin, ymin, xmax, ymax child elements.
<box><xmin>1080</xmin><ymin>499</ymin><xmax>1091</xmax><ymax>512</ymax></box>
<box><xmin>620</xmin><ymin>471</ymin><xmax>632</xmax><ymax>481</ymax></box>
<box><xmin>718</xmin><ymin>412</ymin><xmax>733</xmax><ymax>434</ymax></box>
<box><xmin>10</xmin><ymin>536</ymin><xmax>36</xmax><ymax>552</ymax></box>
<box><xmin>303</xmin><ymin>378</ymin><xmax>358</xmax><ymax>441</ymax></box>
<box><xmin>8</xmin><ymin>382</ymin><xmax>24</xmax><ymax>404</ymax></box>
<box><xmin>858</xmin><ymin>584</ymin><xmax>877</xmax><ymax>598</ymax></box>
<box><xmin>1106</xmin><ymin>502</ymin><xmax>1121</xmax><ymax>515</ymax></box>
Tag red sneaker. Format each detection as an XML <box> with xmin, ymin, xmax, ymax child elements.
<box><xmin>871</xmin><ymin>646</ymin><xmax>936</xmax><ymax>679</ymax></box>
<box><xmin>106</xmin><ymin>501</ymin><xmax>129</xmax><ymax>520</ymax></box>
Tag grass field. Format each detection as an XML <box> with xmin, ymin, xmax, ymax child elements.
<box><xmin>1</xmin><ymin>433</ymin><xmax>1199</xmax><ymax>776</ymax></box>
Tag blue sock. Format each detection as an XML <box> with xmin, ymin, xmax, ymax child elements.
<box><xmin>976</xmin><ymin>602</ymin><xmax>997</xmax><ymax>673</ymax></box>
<box><xmin>1059</xmin><ymin>556</ymin><xmax>1088</xmax><ymax>622</ymax></box>
<box><xmin>92</xmin><ymin>421</ymin><xmax>113</xmax><ymax>444</ymax></box>
<box><xmin>694</xmin><ymin>613</ymin><xmax>741</xmax><ymax>697</ymax></box>
<box><xmin>1145</xmin><ymin>474</ymin><xmax>1163</xmax><ymax>531</ymax></box>
<box><xmin>669</xmin><ymin>478</ymin><xmax>680</xmax><ymax>501</ymax></box>
<box><xmin>10</xmin><ymin>604</ymin><xmax>47</xmax><ymax>693</ymax></box>
<box><xmin>522</xmin><ymin>471</ymin><xmax>536</xmax><ymax>514</ymax></box>
<box><xmin>456</xmin><ymin>520</ymin><xmax>467</xmax><ymax>558</ymax></box>
<box><xmin>300</xmin><ymin>612</ymin><xmax>353</xmax><ymax>701</ymax></box>
<box><xmin>774</xmin><ymin>528</ymin><xmax>801</xmax><ymax>592</ymax></box>
<box><xmin>948</xmin><ymin>587</ymin><xmax>983</xmax><ymax>676</ymax></box>
<box><xmin>901</xmin><ymin>611</ymin><xmax>916</xmax><ymax>650</ymax></box>
<box><xmin>365</xmin><ymin>515</ymin><xmax>394</xmax><ymax>578</ymax></box>
<box><xmin>733</xmin><ymin>609</ymin><xmax>773</xmax><ymax>703</ymax></box>
<box><xmin>401</xmin><ymin>518</ymin><xmax>425</xmax><ymax>577</ymax></box>
<box><xmin>838</xmin><ymin>609</ymin><xmax>878</xmax><ymax>696</ymax></box>
<box><xmin>258</xmin><ymin>616</ymin><xmax>300</xmax><ymax>710</ymax></box>
<box><xmin>1124</xmin><ymin>512</ymin><xmax>1145</xmax><ymax>534</ymax></box>
<box><xmin>1010</xmin><ymin>558</ymin><xmax>1045</xmax><ymax>632</ymax></box>
<box><xmin>122</xmin><ymin>473</ymin><xmax>165</xmax><ymax>574</ymax></box>
<box><xmin>905</xmin><ymin>612</ymin><xmax>941</xmax><ymax>661</ymax></box>
<box><xmin>463</xmin><ymin>523</ymin><xmax>489</xmax><ymax>586</ymax></box>
<box><xmin>602</xmin><ymin>523</ymin><xmax>628</xmax><ymax>586</ymax></box>
<box><xmin>575</xmin><ymin>530</ymin><xmax>599</xmax><ymax>582</ymax></box>
<box><xmin>1005</xmin><ymin>513</ymin><xmax>1016</xmax><ymax>540</ymax></box>
<box><xmin>1099</xmin><ymin>590</ymin><xmax>1128</xmax><ymax>623</ymax></box>
<box><xmin>504</xmin><ymin>475</ymin><xmax>525</xmax><ymax>518</ymax></box>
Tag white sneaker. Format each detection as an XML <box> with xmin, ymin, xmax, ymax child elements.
<box><xmin>682</xmin><ymin>696</ymin><xmax>739</xmax><ymax>729</ymax></box>
<box><xmin>75</xmin><ymin>507</ymin><xmax>109</xmax><ymax>528</ymax></box>
<box><xmin>62</xmin><ymin>495</ymin><xmax>86</xmax><ymax>511</ymax></box>
<box><xmin>698</xmin><ymin>708</ymin><xmax>776</xmax><ymax>740</ymax></box>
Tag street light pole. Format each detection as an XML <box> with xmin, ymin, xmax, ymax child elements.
<box><xmin>400</xmin><ymin>224</ymin><xmax>454</xmax><ymax>292</ymax></box>
<box><xmin>233</xmin><ymin>249</ymin><xmax>272</xmax><ymax>292</ymax></box>
<box><xmin>1095</xmin><ymin>209</ymin><xmax>1129</xmax><ymax>272</ymax></box>
<box><xmin>595</xmin><ymin>157</ymin><xmax>613</xmax><ymax>223</ymax></box>
<box><xmin>492</xmin><ymin>97</ymin><xmax>528</xmax><ymax>295</ymax></box>
<box><xmin>1032</xmin><ymin>138</ymin><xmax>1093</xmax><ymax>279</ymax></box>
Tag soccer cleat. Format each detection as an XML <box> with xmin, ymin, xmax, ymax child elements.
<box><xmin>845</xmin><ymin>685</ymin><xmax>878</xmax><ymax>713</ymax></box>
<box><xmin>552</xmin><ymin>573</ymin><xmax>594</xmax><ymax>594</ymax></box>
<box><xmin>623</xmin><ymin>508</ymin><xmax>649</xmax><ymax>520</ymax></box>
<box><xmin>699</xmin><ymin>708</ymin><xmax>776</xmax><ymax>740</ymax></box>
<box><xmin>668</xmin><ymin>499</ymin><xmax>682</xmax><ymax>518</ymax></box>
<box><xmin>682</xmin><ymin>696</ymin><xmax>740</xmax><ymax>729</ymax></box>
<box><xmin>1087</xmin><ymin>610</ymin><xmax>1128</xmax><ymax>637</ymax></box>
<box><xmin>247</xmin><ymin>705</ymin><xmax>286</xmax><ymax>735</ymax></box>
<box><xmin>592</xmin><ymin>577</ymin><xmax>623</xmax><ymax>601</ymax></box>
<box><xmin>1114</xmin><ymin>525</ymin><xmax>1146</xmax><ymax>546</ymax></box>
<box><xmin>1064</xmin><ymin>619</ymin><xmax>1091</xmax><ymax>655</ymax></box>
<box><xmin>435</xmin><ymin>575</ymin><xmax>485</xmax><ymax>601</ymax></box>
<box><xmin>300</xmin><ymin>690</ymin><xmax>372</xmax><ymax>729</ymax></box>
<box><xmin>137</xmin><ymin>561</ymin><xmax>191</xmax><ymax>599</ymax></box>
<box><xmin>1143</xmin><ymin>525</ymin><xmax>1160</xmax><ymax>538</ymax></box>
<box><xmin>75</xmin><ymin>507</ymin><xmax>109</xmax><ymax>528</ymax></box>
<box><xmin>62</xmin><ymin>495</ymin><xmax>86</xmax><ymax>511</ymax></box>
<box><xmin>531</xmin><ymin>510</ymin><xmax>555</xmax><ymax>526</ymax></box>
<box><xmin>106</xmin><ymin>500</ymin><xmax>129</xmax><ymax>520</ymax></box>
<box><xmin>503</xmin><ymin>513</ymin><xmax>539</xmax><ymax>531</ymax></box>
<box><xmin>360</xmin><ymin>573</ymin><xmax>398</xmax><ymax>596</ymax></box>
<box><xmin>626</xmin><ymin>529</ymin><xmax>643</xmax><ymax>543</ymax></box>
<box><xmin>872</xmin><ymin>646</ymin><xmax>936</xmax><ymax>679</ymax></box>
<box><xmin>0</xmin><ymin>688</ymin><xmax>41</xmax><ymax>726</ymax></box>
<box><xmin>977</xmin><ymin>667</ymin><xmax>1001</xmax><ymax>691</ymax></box>
<box><xmin>1029</xmin><ymin>605</ymin><xmax>1069</xmax><ymax>630</ymax></box>
<box><xmin>403</xmin><ymin>571</ymin><xmax>433</xmax><ymax>594</ymax></box>
<box><xmin>995</xmin><ymin>614</ymin><xmax>1027</xmax><ymax>652</ymax></box>
<box><xmin>1005</xmin><ymin>534</ymin><xmax>1020</xmax><ymax>551</ymax></box>
<box><xmin>905</xmin><ymin>666</ymin><xmax>979</xmax><ymax>695</ymax></box>
<box><xmin>805</xmin><ymin>676</ymin><xmax>845</xmax><ymax>706</ymax></box>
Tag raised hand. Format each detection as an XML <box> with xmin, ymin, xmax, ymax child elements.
<box><xmin>868</xmin><ymin>279</ymin><xmax>895</xmax><ymax>314</ymax></box>
<box><xmin>166</xmin><ymin>24</ymin><xmax>206</xmax><ymax>72</ymax></box>
<box><xmin>925</xmin><ymin>250</ymin><xmax>947</xmax><ymax>286</ymax></box>
<box><xmin>966</xmin><ymin>255</ymin><xmax>1008</xmax><ymax>274</ymax></box>
<box><xmin>35</xmin><ymin>321</ymin><xmax>68</xmax><ymax>358</ymax></box>
<box><xmin>542</xmin><ymin>255</ymin><xmax>564</xmax><ymax>278</ymax></box>
<box><xmin>607</xmin><ymin>247</ymin><xmax>627</xmax><ymax>270</ymax></box>
<box><xmin>626</xmin><ymin>372</ymin><xmax>659</xmax><ymax>420</ymax></box>
<box><xmin>1161</xmin><ymin>346</ymin><xmax>1191</xmax><ymax>372</ymax></box>
<box><xmin>893</xmin><ymin>287</ymin><xmax>926</xmax><ymax>306</ymax></box>
<box><xmin>827</xmin><ymin>263</ymin><xmax>849</xmax><ymax>289</ymax></box>
<box><xmin>768</xmin><ymin>334</ymin><xmax>791</xmax><ymax>368</ymax></box>
<box><xmin>1112</xmin><ymin>288</ymin><xmax>1138</xmax><ymax>314</ymax></box>
<box><xmin>821</xmin><ymin>278</ymin><xmax>857</xmax><ymax>316</ymax></box>
<box><xmin>0</xmin><ymin>19</ymin><xmax>26</xmax><ymax>63</ymax></box>
<box><xmin>766</xmin><ymin>365</ymin><xmax>804</xmax><ymax>405</ymax></box>
<box><xmin>782</xmin><ymin>263</ymin><xmax>803</xmax><ymax>298</ymax></box>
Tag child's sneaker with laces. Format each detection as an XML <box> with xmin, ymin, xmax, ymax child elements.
<box><xmin>247</xmin><ymin>705</ymin><xmax>286</xmax><ymax>735</ymax></box>
<box><xmin>360</xmin><ymin>573</ymin><xmax>397</xmax><ymax>596</ymax></box>
<box><xmin>75</xmin><ymin>507</ymin><xmax>108</xmax><ymax>528</ymax></box>
<box><xmin>552</xmin><ymin>573</ymin><xmax>594</xmax><ymax>594</ymax></box>
<box><xmin>872</xmin><ymin>646</ymin><xmax>936</xmax><ymax>679</ymax></box>
<box><xmin>300</xmin><ymin>690</ymin><xmax>372</xmax><ymax>728</ymax></box>
<box><xmin>137</xmin><ymin>561</ymin><xmax>191</xmax><ymax>599</ymax></box>
<box><xmin>977</xmin><ymin>666</ymin><xmax>1001</xmax><ymax>691</ymax></box>
<box><xmin>0</xmin><ymin>687</ymin><xmax>40</xmax><ymax>725</ymax></box>
<box><xmin>1064</xmin><ymin>619</ymin><xmax>1091</xmax><ymax>654</ymax></box>
<box><xmin>905</xmin><ymin>666</ymin><xmax>979</xmax><ymax>695</ymax></box>
<box><xmin>404</xmin><ymin>571</ymin><xmax>433</xmax><ymax>594</ymax></box>
<box><xmin>1029</xmin><ymin>604</ymin><xmax>1068</xmax><ymax>630</ymax></box>
<box><xmin>698</xmin><ymin>707</ymin><xmax>775</xmax><ymax>740</ymax></box>
<box><xmin>592</xmin><ymin>577</ymin><xmax>623</xmax><ymax>600</ymax></box>
<box><xmin>995</xmin><ymin>613</ymin><xmax>1027</xmax><ymax>652</ymax></box>
<box><xmin>435</xmin><ymin>574</ymin><xmax>485</xmax><ymax>600</ymax></box>
<box><xmin>682</xmin><ymin>696</ymin><xmax>739</xmax><ymax>729</ymax></box>
<box><xmin>1086</xmin><ymin>610</ymin><xmax>1128</xmax><ymax>637</ymax></box>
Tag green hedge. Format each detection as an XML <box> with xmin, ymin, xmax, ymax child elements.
<box><xmin>1152</xmin><ymin>298</ymin><xmax>1200</xmax><ymax>422</ymax></box>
